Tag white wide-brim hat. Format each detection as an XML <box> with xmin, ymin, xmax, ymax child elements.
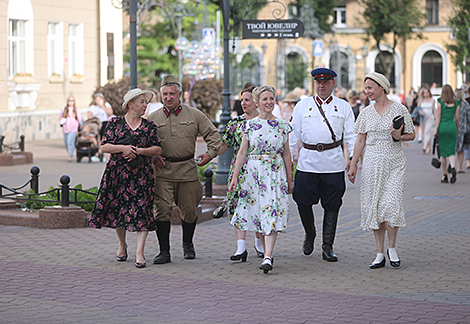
<box><xmin>121</xmin><ymin>88</ymin><xmax>153</xmax><ymax>110</ymax></box>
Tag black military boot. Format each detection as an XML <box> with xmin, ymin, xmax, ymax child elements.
<box><xmin>322</xmin><ymin>211</ymin><xmax>339</xmax><ymax>262</ymax></box>
<box><xmin>298</xmin><ymin>205</ymin><xmax>316</xmax><ymax>255</ymax></box>
<box><xmin>153</xmin><ymin>221</ymin><xmax>171</xmax><ymax>264</ymax></box>
<box><xmin>182</xmin><ymin>219</ymin><xmax>197</xmax><ymax>259</ymax></box>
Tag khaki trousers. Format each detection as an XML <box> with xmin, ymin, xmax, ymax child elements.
<box><xmin>154</xmin><ymin>179</ymin><xmax>202</xmax><ymax>223</ymax></box>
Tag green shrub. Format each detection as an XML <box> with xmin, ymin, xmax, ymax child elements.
<box><xmin>21</xmin><ymin>185</ymin><xmax>98</xmax><ymax>212</ymax></box>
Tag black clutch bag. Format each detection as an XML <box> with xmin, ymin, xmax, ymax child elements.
<box><xmin>392</xmin><ymin>115</ymin><xmax>405</xmax><ymax>142</ymax></box>
<box><xmin>116</xmin><ymin>136</ymin><xmax>144</xmax><ymax>168</ymax></box>
<box><xmin>431</xmin><ymin>135</ymin><xmax>441</xmax><ymax>169</ymax></box>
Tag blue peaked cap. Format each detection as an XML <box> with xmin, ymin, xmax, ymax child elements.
<box><xmin>311</xmin><ymin>68</ymin><xmax>337</xmax><ymax>80</ymax></box>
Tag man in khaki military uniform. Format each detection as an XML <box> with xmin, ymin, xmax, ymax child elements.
<box><xmin>148</xmin><ymin>75</ymin><xmax>221</xmax><ymax>264</ymax></box>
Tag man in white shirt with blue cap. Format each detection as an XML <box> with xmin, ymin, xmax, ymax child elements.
<box><xmin>290</xmin><ymin>67</ymin><xmax>357</xmax><ymax>262</ymax></box>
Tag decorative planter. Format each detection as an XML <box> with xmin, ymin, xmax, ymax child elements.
<box><xmin>70</xmin><ymin>74</ymin><xmax>84</xmax><ymax>83</ymax></box>
<box><xmin>49</xmin><ymin>74</ymin><xmax>62</xmax><ymax>83</ymax></box>
<box><xmin>13</xmin><ymin>75</ymin><xmax>35</xmax><ymax>83</ymax></box>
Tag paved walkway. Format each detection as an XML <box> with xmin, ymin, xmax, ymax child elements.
<box><xmin>0</xmin><ymin>138</ymin><xmax>469</xmax><ymax>323</ymax></box>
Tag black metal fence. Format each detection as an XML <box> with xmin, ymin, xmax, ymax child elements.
<box><xmin>0</xmin><ymin>166</ymin><xmax>97</xmax><ymax>207</ymax></box>
<box><xmin>0</xmin><ymin>166</ymin><xmax>213</xmax><ymax>209</ymax></box>
<box><xmin>0</xmin><ymin>135</ymin><xmax>25</xmax><ymax>153</ymax></box>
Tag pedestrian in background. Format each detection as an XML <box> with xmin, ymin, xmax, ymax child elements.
<box><xmin>88</xmin><ymin>93</ymin><xmax>113</xmax><ymax>140</ymax></box>
<box><xmin>143</xmin><ymin>88</ymin><xmax>163</xmax><ymax>118</ymax></box>
<box><xmin>454</xmin><ymin>88</ymin><xmax>469</xmax><ymax>173</ymax></box>
<box><xmin>348</xmin><ymin>72</ymin><xmax>415</xmax><ymax>269</ymax></box>
<box><xmin>228</xmin><ymin>85</ymin><xmax>293</xmax><ymax>274</ymax></box>
<box><xmin>218</xmin><ymin>86</ymin><xmax>265</xmax><ymax>262</ymax></box>
<box><xmin>435</xmin><ymin>84</ymin><xmax>460</xmax><ymax>184</ymax></box>
<box><xmin>89</xmin><ymin>88</ymin><xmax>162</xmax><ymax>269</ymax></box>
<box><xmin>417</xmin><ymin>88</ymin><xmax>436</xmax><ymax>154</ymax></box>
<box><xmin>59</xmin><ymin>96</ymin><xmax>82</xmax><ymax>162</ymax></box>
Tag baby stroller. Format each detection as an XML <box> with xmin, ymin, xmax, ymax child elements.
<box><xmin>76</xmin><ymin>117</ymin><xmax>103</xmax><ymax>162</ymax></box>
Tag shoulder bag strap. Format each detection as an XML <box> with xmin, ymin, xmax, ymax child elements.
<box><xmin>314</xmin><ymin>97</ymin><xmax>337</xmax><ymax>142</ymax></box>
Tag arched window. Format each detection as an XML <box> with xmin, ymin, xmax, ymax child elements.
<box><xmin>421</xmin><ymin>50</ymin><xmax>442</xmax><ymax>87</ymax></box>
<box><xmin>230</xmin><ymin>52</ymin><xmax>261</xmax><ymax>95</ymax></box>
<box><xmin>329</xmin><ymin>51</ymin><xmax>349</xmax><ymax>89</ymax></box>
<box><xmin>374</xmin><ymin>52</ymin><xmax>396</xmax><ymax>88</ymax></box>
<box><xmin>286</xmin><ymin>52</ymin><xmax>307</xmax><ymax>90</ymax></box>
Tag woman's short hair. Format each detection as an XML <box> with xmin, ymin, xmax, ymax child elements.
<box><xmin>252</xmin><ymin>85</ymin><xmax>276</xmax><ymax>103</ymax></box>
<box><xmin>455</xmin><ymin>88</ymin><xmax>464</xmax><ymax>101</ymax></box>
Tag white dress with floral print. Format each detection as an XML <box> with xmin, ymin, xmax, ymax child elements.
<box><xmin>230</xmin><ymin>117</ymin><xmax>293</xmax><ymax>235</ymax></box>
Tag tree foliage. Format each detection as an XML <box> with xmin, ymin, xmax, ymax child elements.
<box><xmin>288</xmin><ymin>0</ymin><xmax>340</xmax><ymax>39</ymax></box>
<box><xmin>190</xmin><ymin>78</ymin><xmax>224</xmax><ymax>119</ymax></box>
<box><xmin>124</xmin><ymin>0</ymin><xmax>222</xmax><ymax>86</ymax></box>
<box><xmin>445</xmin><ymin>0</ymin><xmax>470</xmax><ymax>80</ymax></box>
<box><xmin>94</xmin><ymin>77</ymin><xmax>148</xmax><ymax>115</ymax></box>
<box><xmin>360</xmin><ymin>0</ymin><xmax>425</xmax><ymax>81</ymax></box>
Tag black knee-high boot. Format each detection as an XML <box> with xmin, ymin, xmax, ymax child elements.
<box><xmin>298</xmin><ymin>205</ymin><xmax>316</xmax><ymax>255</ymax></box>
<box><xmin>181</xmin><ymin>218</ymin><xmax>197</xmax><ymax>259</ymax></box>
<box><xmin>322</xmin><ymin>211</ymin><xmax>338</xmax><ymax>262</ymax></box>
<box><xmin>153</xmin><ymin>221</ymin><xmax>171</xmax><ymax>264</ymax></box>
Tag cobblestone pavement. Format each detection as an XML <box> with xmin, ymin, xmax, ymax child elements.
<box><xmin>0</xmin><ymin>138</ymin><xmax>469</xmax><ymax>323</ymax></box>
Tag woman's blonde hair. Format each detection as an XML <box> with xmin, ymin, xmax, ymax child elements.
<box><xmin>440</xmin><ymin>84</ymin><xmax>455</xmax><ymax>105</ymax></box>
<box><xmin>252</xmin><ymin>85</ymin><xmax>276</xmax><ymax>103</ymax></box>
<box><xmin>417</xmin><ymin>87</ymin><xmax>432</xmax><ymax>107</ymax></box>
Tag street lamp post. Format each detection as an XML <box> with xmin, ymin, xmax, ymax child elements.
<box><xmin>172</xmin><ymin>0</ymin><xmax>201</xmax><ymax>82</ymax></box>
<box><xmin>215</xmin><ymin>0</ymin><xmax>232</xmax><ymax>185</ymax></box>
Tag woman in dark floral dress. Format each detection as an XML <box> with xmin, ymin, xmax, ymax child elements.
<box><xmin>89</xmin><ymin>88</ymin><xmax>161</xmax><ymax>268</ymax></box>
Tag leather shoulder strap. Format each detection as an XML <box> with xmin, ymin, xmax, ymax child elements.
<box><xmin>314</xmin><ymin>97</ymin><xmax>336</xmax><ymax>142</ymax></box>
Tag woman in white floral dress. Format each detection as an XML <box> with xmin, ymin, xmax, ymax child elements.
<box><xmin>228</xmin><ymin>85</ymin><xmax>293</xmax><ymax>273</ymax></box>
<box><xmin>348</xmin><ymin>72</ymin><xmax>415</xmax><ymax>269</ymax></box>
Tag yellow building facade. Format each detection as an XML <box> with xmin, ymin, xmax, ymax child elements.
<box><xmin>233</xmin><ymin>0</ymin><xmax>466</xmax><ymax>98</ymax></box>
<box><xmin>0</xmin><ymin>0</ymin><xmax>123</xmax><ymax>143</ymax></box>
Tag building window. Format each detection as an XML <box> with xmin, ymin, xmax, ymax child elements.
<box><xmin>426</xmin><ymin>0</ymin><xmax>439</xmax><ymax>25</ymax></box>
<box><xmin>48</xmin><ymin>22</ymin><xmax>63</xmax><ymax>77</ymax></box>
<box><xmin>421</xmin><ymin>50</ymin><xmax>442</xmax><ymax>87</ymax></box>
<box><xmin>286</xmin><ymin>52</ymin><xmax>307</xmax><ymax>90</ymax></box>
<box><xmin>374</xmin><ymin>52</ymin><xmax>396</xmax><ymax>88</ymax></box>
<box><xmin>8</xmin><ymin>19</ymin><xmax>27</xmax><ymax>78</ymax></box>
<box><xmin>329</xmin><ymin>51</ymin><xmax>349</xmax><ymax>88</ymax></box>
<box><xmin>68</xmin><ymin>23</ymin><xmax>84</xmax><ymax>77</ymax></box>
<box><xmin>333</xmin><ymin>4</ymin><xmax>346</xmax><ymax>27</ymax></box>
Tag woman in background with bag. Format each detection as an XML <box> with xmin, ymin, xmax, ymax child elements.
<box><xmin>89</xmin><ymin>88</ymin><xmax>161</xmax><ymax>269</ymax></box>
<box><xmin>348</xmin><ymin>72</ymin><xmax>415</xmax><ymax>269</ymax></box>
<box><xmin>454</xmin><ymin>88</ymin><xmax>470</xmax><ymax>173</ymax></box>
<box><xmin>434</xmin><ymin>84</ymin><xmax>460</xmax><ymax>184</ymax></box>
<box><xmin>59</xmin><ymin>96</ymin><xmax>82</xmax><ymax>162</ymax></box>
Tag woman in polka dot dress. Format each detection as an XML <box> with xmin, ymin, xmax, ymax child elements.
<box><xmin>348</xmin><ymin>72</ymin><xmax>415</xmax><ymax>269</ymax></box>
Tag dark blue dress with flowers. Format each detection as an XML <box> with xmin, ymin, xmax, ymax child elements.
<box><xmin>89</xmin><ymin>116</ymin><xmax>160</xmax><ymax>232</ymax></box>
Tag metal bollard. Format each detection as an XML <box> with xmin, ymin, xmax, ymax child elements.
<box><xmin>19</xmin><ymin>135</ymin><xmax>25</xmax><ymax>151</ymax></box>
<box><xmin>30</xmin><ymin>166</ymin><xmax>40</xmax><ymax>193</ymax></box>
<box><xmin>60</xmin><ymin>175</ymin><xmax>70</xmax><ymax>207</ymax></box>
<box><xmin>204</xmin><ymin>168</ymin><xmax>213</xmax><ymax>198</ymax></box>
<box><xmin>0</xmin><ymin>135</ymin><xmax>4</xmax><ymax>153</ymax></box>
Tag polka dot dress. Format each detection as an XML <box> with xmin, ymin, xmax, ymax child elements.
<box><xmin>354</xmin><ymin>102</ymin><xmax>415</xmax><ymax>231</ymax></box>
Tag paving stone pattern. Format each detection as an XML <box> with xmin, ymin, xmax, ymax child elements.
<box><xmin>0</xmin><ymin>138</ymin><xmax>469</xmax><ymax>323</ymax></box>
